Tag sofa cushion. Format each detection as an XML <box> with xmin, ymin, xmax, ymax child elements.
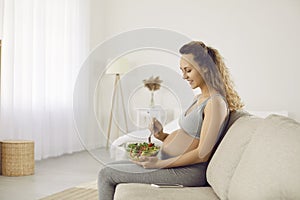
<box><xmin>208</xmin><ymin>110</ymin><xmax>252</xmax><ymax>163</ymax></box>
<box><xmin>207</xmin><ymin>115</ymin><xmax>263</xmax><ymax>200</ymax></box>
<box><xmin>228</xmin><ymin>114</ymin><xmax>300</xmax><ymax>200</ymax></box>
<box><xmin>225</xmin><ymin>110</ymin><xmax>252</xmax><ymax>133</ymax></box>
<box><xmin>114</xmin><ymin>183</ymin><xmax>220</xmax><ymax>200</ymax></box>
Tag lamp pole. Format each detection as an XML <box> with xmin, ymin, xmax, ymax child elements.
<box><xmin>106</xmin><ymin>73</ymin><xmax>128</xmax><ymax>149</ymax></box>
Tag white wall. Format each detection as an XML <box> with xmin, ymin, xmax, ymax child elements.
<box><xmin>0</xmin><ymin>0</ymin><xmax>3</xmax><ymax>39</ymax></box>
<box><xmin>90</xmin><ymin>0</ymin><xmax>300</xmax><ymax>123</ymax></box>
<box><xmin>89</xmin><ymin>0</ymin><xmax>107</xmax><ymax>49</ymax></box>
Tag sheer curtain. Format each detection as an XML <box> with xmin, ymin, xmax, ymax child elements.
<box><xmin>0</xmin><ymin>0</ymin><xmax>90</xmax><ymax>159</ymax></box>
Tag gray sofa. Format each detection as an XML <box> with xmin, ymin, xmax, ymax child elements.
<box><xmin>113</xmin><ymin>112</ymin><xmax>300</xmax><ymax>200</ymax></box>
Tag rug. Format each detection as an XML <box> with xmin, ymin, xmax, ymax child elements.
<box><xmin>39</xmin><ymin>181</ymin><xmax>98</xmax><ymax>200</ymax></box>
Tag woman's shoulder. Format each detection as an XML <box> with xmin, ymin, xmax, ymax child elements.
<box><xmin>204</xmin><ymin>94</ymin><xmax>228</xmax><ymax>111</ymax></box>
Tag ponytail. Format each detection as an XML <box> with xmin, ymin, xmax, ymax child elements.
<box><xmin>206</xmin><ymin>46</ymin><xmax>244</xmax><ymax>111</ymax></box>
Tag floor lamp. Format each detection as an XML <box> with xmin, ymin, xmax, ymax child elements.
<box><xmin>106</xmin><ymin>58</ymin><xmax>130</xmax><ymax>149</ymax></box>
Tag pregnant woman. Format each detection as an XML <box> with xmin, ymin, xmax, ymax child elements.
<box><xmin>98</xmin><ymin>41</ymin><xmax>244</xmax><ymax>200</ymax></box>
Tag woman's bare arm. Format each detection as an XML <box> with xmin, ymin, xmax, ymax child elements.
<box><xmin>158</xmin><ymin>96</ymin><xmax>228</xmax><ymax>168</ymax></box>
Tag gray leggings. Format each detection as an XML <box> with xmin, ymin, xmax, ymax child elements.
<box><xmin>97</xmin><ymin>160</ymin><xmax>208</xmax><ymax>200</ymax></box>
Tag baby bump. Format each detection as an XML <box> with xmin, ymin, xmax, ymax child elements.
<box><xmin>162</xmin><ymin>129</ymin><xmax>199</xmax><ymax>157</ymax></box>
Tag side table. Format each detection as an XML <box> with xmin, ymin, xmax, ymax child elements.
<box><xmin>1</xmin><ymin>140</ymin><xmax>35</xmax><ymax>176</ymax></box>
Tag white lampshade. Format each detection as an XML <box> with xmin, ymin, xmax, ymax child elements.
<box><xmin>106</xmin><ymin>57</ymin><xmax>130</xmax><ymax>75</ymax></box>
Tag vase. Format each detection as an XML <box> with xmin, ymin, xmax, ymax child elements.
<box><xmin>150</xmin><ymin>90</ymin><xmax>155</xmax><ymax>107</ymax></box>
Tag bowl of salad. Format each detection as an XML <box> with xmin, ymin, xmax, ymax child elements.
<box><xmin>126</xmin><ymin>142</ymin><xmax>160</xmax><ymax>161</ymax></box>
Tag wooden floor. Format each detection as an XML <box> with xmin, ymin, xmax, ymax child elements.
<box><xmin>40</xmin><ymin>181</ymin><xmax>98</xmax><ymax>200</ymax></box>
<box><xmin>0</xmin><ymin>149</ymin><xmax>112</xmax><ymax>200</ymax></box>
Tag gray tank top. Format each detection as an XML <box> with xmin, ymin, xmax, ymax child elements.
<box><xmin>178</xmin><ymin>94</ymin><xmax>228</xmax><ymax>139</ymax></box>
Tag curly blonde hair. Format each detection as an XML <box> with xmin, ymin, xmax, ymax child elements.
<box><xmin>179</xmin><ymin>41</ymin><xmax>244</xmax><ymax>111</ymax></box>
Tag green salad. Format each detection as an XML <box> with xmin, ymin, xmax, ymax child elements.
<box><xmin>126</xmin><ymin>142</ymin><xmax>160</xmax><ymax>160</ymax></box>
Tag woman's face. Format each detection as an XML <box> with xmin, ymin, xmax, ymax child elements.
<box><xmin>180</xmin><ymin>54</ymin><xmax>204</xmax><ymax>89</ymax></box>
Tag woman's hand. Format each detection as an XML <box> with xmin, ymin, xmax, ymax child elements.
<box><xmin>149</xmin><ymin>118</ymin><xmax>167</xmax><ymax>141</ymax></box>
<box><xmin>133</xmin><ymin>156</ymin><xmax>161</xmax><ymax>169</ymax></box>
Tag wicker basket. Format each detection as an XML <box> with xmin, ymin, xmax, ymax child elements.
<box><xmin>1</xmin><ymin>140</ymin><xmax>35</xmax><ymax>176</ymax></box>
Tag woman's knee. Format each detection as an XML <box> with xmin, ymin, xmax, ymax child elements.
<box><xmin>98</xmin><ymin>166</ymin><xmax>113</xmax><ymax>183</ymax></box>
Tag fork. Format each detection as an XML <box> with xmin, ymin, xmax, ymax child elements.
<box><xmin>148</xmin><ymin>115</ymin><xmax>154</xmax><ymax>143</ymax></box>
<box><xmin>148</xmin><ymin>132</ymin><xmax>153</xmax><ymax>143</ymax></box>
